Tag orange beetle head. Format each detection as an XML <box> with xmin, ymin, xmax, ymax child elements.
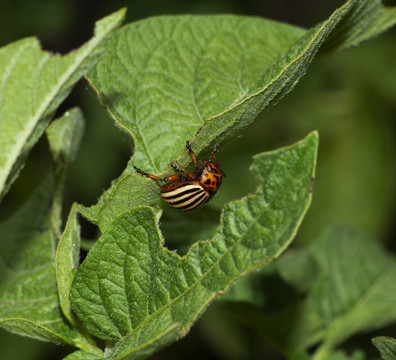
<box><xmin>199</xmin><ymin>160</ymin><xmax>225</xmax><ymax>193</ymax></box>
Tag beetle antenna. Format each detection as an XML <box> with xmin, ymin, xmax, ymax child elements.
<box><xmin>211</xmin><ymin>144</ymin><xmax>220</xmax><ymax>165</ymax></box>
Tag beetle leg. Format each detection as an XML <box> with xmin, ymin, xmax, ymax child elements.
<box><xmin>171</xmin><ymin>163</ymin><xmax>188</xmax><ymax>178</ymax></box>
<box><xmin>171</xmin><ymin>162</ymin><xmax>183</xmax><ymax>172</ymax></box>
<box><xmin>163</xmin><ymin>174</ymin><xmax>183</xmax><ymax>182</ymax></box>
<box><xmin>134</xmin><ymin>166</ymin><xmax>166</xmax><ymax>182</ymax></box>
<box><xmin>134</xmin><ymin>166</ymin><xmax>186</xmax><ymax>183</ymax></box>
<box><xmin>186</xmin><ymin>140</ymin><xmax>198</xmax><ymax>168</ymax></box>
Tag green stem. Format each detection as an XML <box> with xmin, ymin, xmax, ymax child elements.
<box><xmin>75</xmin><ymin>329</ymin><xmax>103</xmax><ymax>356</ymax></box>
<box><xmin>312</xmin><ymin>341</ymin><xmax>332</xmax><ymax>360</ymax></box>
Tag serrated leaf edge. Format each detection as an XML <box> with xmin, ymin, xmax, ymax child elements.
<box><xmin>107</xmin><ymin>322</ymin><xmax>181</xmax><ymax>360</ymax></box>
<box><xmin>109</xmin><ymin>131</ymin><xmax>318</xmax><ymax>352</ymax></box>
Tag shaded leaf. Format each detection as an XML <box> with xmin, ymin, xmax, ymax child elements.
<box><xmin>308</xmin><ymin>226</ymin><xmax>396</xmax><ymax>359</ymax></box>
<box><xmin>160</xmin><ymin>206</ymin><xmax>221</xmax><ymax>254</ymax></box>
<box><xmin>322</xmin><ymin>349</ymin><xmax>365</xmax><ymax>360</ymax></box>
<box><xmin>47</xmin><ymin>108</ymin><xmax>84</xmax><ymax>237</ymax></box>
<box><xmin>56</xmin><ymin>205</ymin><xmax>102</xmax><ymax>355</ymax></box>
<box><xmin>277</xmin><ymin>248</ymin><xmax>319</xmax><ymax>293</ymax></box>
<box><xmin>56</xmin><ymin>205</ymin><xmax>80</xmax><ymax>326</ymax></box>
<box><xmin>226</xmin><ymin>226</ymin><xmax>396</xmax><ymax>359</ymax></box>
<box><xmin>0</xmin><ymin>112</ymin><xmax>97</xmax><ymax>350</ymax></box>
<box><xmin>0</xmin><ymin>8</ymin><xmax>126</xmax><ymax>200</ymax></box>
<box><xmin>0</xmin><ymin>177</ymin><xmax>77</xmax><ymax>344</ymax></box>
<box><xmin>47</xmin><ymin>109</ymin><xmax>102</xmax><ymax>353</ymax></box>
<box><xmin>224</xmin><ymin>300</ymin><xmax>324</xmax><ymax>358</ymax></box>
<box><xmin>373</xmin><ymin>337</ymin><xmax>396</xmax><ymax>360</ymax></box>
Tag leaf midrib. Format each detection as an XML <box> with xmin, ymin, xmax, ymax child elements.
<box><xmin>174</xmin><ymin>0</ymin><xmax>350</xmax><ymax>170</ymax></box>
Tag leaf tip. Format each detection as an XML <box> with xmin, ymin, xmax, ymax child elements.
<box><xmin>307</xmin><ymin>129</ymin><xmax>319</xmax><ymax>143</ymax></box>
<box><xmin>94</xmin><ymin>8</ymin><xmax>127</xmax><ymax>36</ymax></box>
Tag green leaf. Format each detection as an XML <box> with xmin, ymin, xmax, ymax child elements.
<box><xmin>70</xmin><ymin>132</ymin><xmax>318</xmax><ymax>358</ymax></box>
<box><xmin>0</xmin><ymin>8</ymin><xmax>126</xmax><ymax>201</ymax></box>
<box><xmin>323</xmin><ymin>349</ymin><xmax>365</xmax><ymax>360</ymax></box>
<box><xmin>82</xmin><ymin>0</ymin><xmax>396</xmax><ymax>224</ymax></box>
<box><xmin>320</xmin><ymin>0</ymin><xmax>396</xmax><ymax>53</ymax></box>
<box><xmin>105</xmin><ymin>322</ymin><xmax>182</xmax><ymax>360</ymax></box>
<box><xmin>373</xmin><ymin>337</ymin><xmax>396</xmax><ymax>360</ymax></box>
<box><xmin>97</xmin><ymin>173</ymin><xmax>162</xmax><ymax>232</ymax></box>
<box><xmin>48</xmin><ymin>109</ymin><xmax>102</xmax><ymax>354</ymax></box>
<box><xmin>56</xmin><ymin>205</ymin><xmax>80</xmax><ymax>327</ymax></box>
<box><xmin>0</xmin><ymin>176</ymin><xmax>78</xmax><ymax>344</ymax></box>
<box><xmin>47</xmin><ymin>107</ymin><xmax>84</xmax><ymax>237</ymax></box>
<box><xmin>227</xmin><ymin>226</ymin><xmax>396</xmax><ymax>359</ymax></box>
<box><xmin>63</xmin><ymin>350</ymin><xmax>102</xmax><ymax>360</ymax></box>
<box><xmin>309</xmin><ymin>226</ymin><xmax>396</xmax><ymax>360</ymax></box>
<box><xmin>47</xmin><ymin>108</ymin><xmax>84</xmax><ymax>170</ymax></box>
<box><xmin>224</xmin><ymin>299</ymin><xmax>325</xmax><ymax>358</ymax></box>
<box><xmin>0</xmin><ymin>111</ymin><xmax>96</xmax><ymax>349</ymax></box>
<box><xmin>277</xmin><ymin>248</ymin><xmax>319</xmax><ymax>293</ymax></box>
<box><xmin>56</xmin><ymin>205</ymin><xmax>102</xmax><ymax>355</ymax></box>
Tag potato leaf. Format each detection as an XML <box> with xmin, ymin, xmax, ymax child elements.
<box><xmin>70</xmin><ymin>132</ymin><xmax>318</xmax><ymax>359</ymax></box>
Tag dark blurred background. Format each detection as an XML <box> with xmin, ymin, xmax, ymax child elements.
<box><xmin>0</xmin><ymin>0</ymin><xmax>395</xmax><ymax>359</ymax></box>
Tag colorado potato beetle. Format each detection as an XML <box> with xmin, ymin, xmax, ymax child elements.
<box><xmin>134</xmin><ymin>141</ymin><xmax>225</xmax><ymax>211</ymax></box>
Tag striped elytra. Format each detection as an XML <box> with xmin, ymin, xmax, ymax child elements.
<box><xmin>161</xmin><ymin>182</ymin><xmax>211</xmax><ymax>211</ymax></box>
<box><xmin>133</xmin><ymin>140</ymin><xmax>225</xmax><ymax>211</ymax></box>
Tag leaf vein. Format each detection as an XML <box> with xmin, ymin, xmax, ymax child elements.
<box><xmin>118</xmin><ymin>196</ymin><xmax>269</xmax><ymax>346</ymax></box>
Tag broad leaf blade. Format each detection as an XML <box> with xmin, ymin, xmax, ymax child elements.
<box><xmin>83</xmin><ymin>0</ymin><xmax>396</xmax><ymax>224</ymax></box>
<box><xmin>0</xmin><ymin>8</ymin><xmax>125</xmax><ymax>200</ymax></box>
<box><xmin>309</xmin><ymin>226</ymin><xmax>396</xmax><ymax>358</ymax></box>
<box><xmin>229</xmin><ymin>226</ymin><xmax>396</xmax><ymax>358</ymax></box>
<box><xmin>104</xmin><ymin>322</ymin><xmax>182</xmax><ymax>360</ymax></box>
<box><xmin>373</xmin><ymin>337</ymin><xmax>396</xmax><ymax>360</ymax></box>
<box><xmin>0</xmin><ymin>177</ymin><xmax>77</xmax><ymax>344</ymax></box>
<box><xmin>88</xmin><ymin>15</ymin><xmax>305</xmax><ymax>174</ymax></box>
<box><xmin>70</xmin><ymin>132</ymin><xmax>318</xmax><ymax>358</ymax></box>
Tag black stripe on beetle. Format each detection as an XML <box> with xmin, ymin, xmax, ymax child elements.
<box><xmin>162</xmin><ymin>184</ymin><xmax>210</xmax><ymax>210</ymax></box>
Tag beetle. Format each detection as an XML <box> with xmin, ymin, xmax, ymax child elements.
<box><xmin>134</xmin><ymin>141</ymin><xmax>225</xmax><ymax>211</ymax></box>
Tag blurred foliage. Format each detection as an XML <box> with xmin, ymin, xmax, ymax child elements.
<box><xmin>0</xmin><ymin>0</ymin><xmax>395</xmax><ymax>359</ymax></box>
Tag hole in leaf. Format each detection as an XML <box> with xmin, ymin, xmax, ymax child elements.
<box><xmin>160</xmin><ymin>206</ymin><xmax>221</xmax><ymax>256</ymax></box>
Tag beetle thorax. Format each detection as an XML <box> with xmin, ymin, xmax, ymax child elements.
<box><xmin>200</xmin><ymin>162</ymin><xmax>223</xmax><ymax>193</ymax></box>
